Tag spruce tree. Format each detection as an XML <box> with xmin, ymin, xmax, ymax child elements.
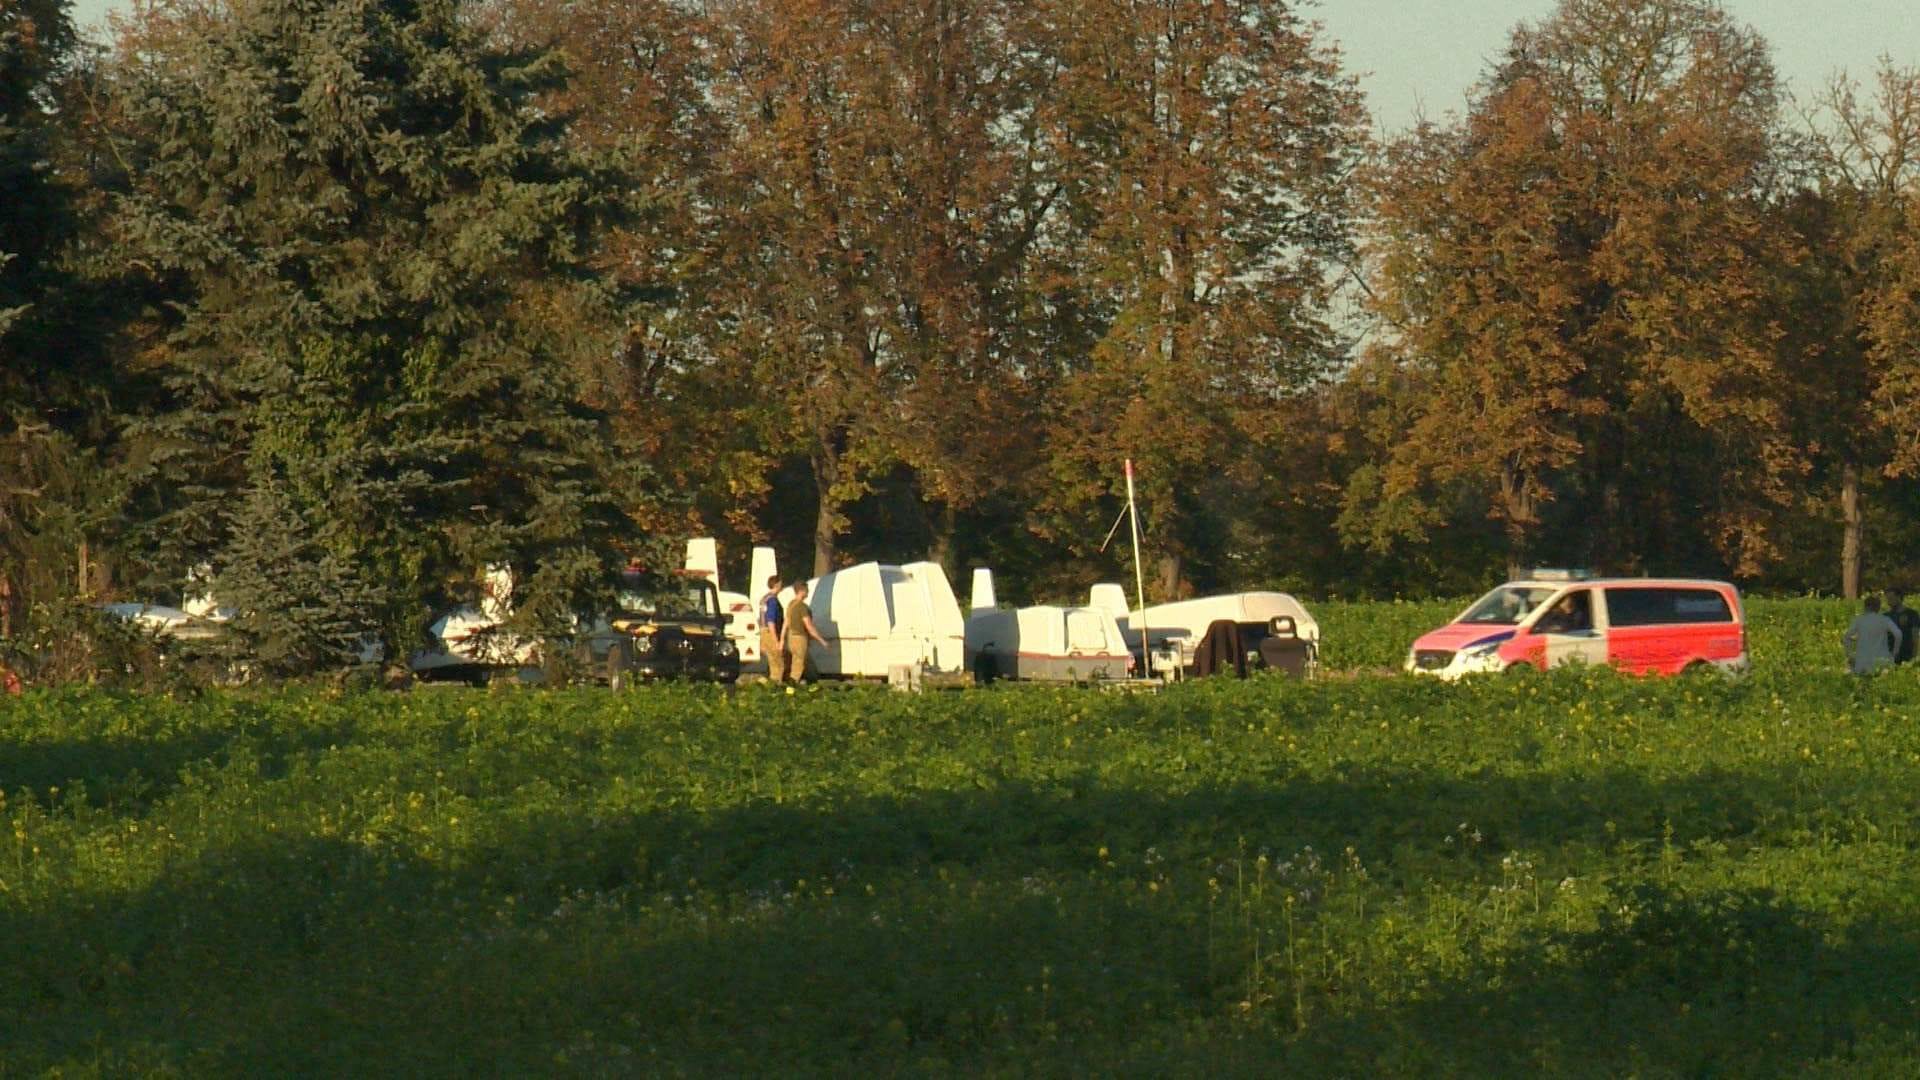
<box><xmin>1</xmin><ymin>0</ymin><xmax>104</xmax><ymax>635</ymax></box>
<box><xmin>109</xmin><ymin>0</ymin><xmax>633</xmax><ymax>669</ymax></box>
<box><xmin>215</xmin><ymin>475</ymin><xmax>384</xmax><ymax>675</ymax></box>
<box><xmin>0</xmin><ymin>0</ymin><xmax>72</xmax><ymax>348</ymax></box>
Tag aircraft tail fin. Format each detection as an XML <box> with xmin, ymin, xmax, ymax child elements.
<box><xmin>970</xmin><ymin>567</ymin><xmax>997</xmax><ymax>611</ymax></box>
<box><xmin>1089</xmin><ymin>582</ymin><xmax>1131</xmax><ymax>620</ymax></box>
<box><xmin>748</xmin><ymin>545</ymin><xmax>779</xmax><ymax>597</ymax></box>
<box><xmin>685</xmin><ymin>538</ymin><xmax>720</xmax><ymax>586</ymax></box>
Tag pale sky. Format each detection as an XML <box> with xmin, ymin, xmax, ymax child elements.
<box><xmin>68</xmin><ymin>0</ymin><xmax>1920</xmax><ymax>134</ymax></box>
<box><xmin>1312</xmin><ymin>0</ymin><xmax>1920</xmax><ymax>131</ymax></box>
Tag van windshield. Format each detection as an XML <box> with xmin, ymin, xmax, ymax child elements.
<box><xmin>1458</xmin><ymin>586</ymin><xmax>1559</xmax><ymax>626</ymax></box>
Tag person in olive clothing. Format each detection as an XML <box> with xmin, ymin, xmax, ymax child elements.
<box><xmin>1888</xmin><ymin>589</ymin><xmax>1920</xmax><ymax>666</ymax></box>
<box><xmin>784</xmin><ymin>580</ymin><xmax>830</xmax><ymax>682</ymax></box>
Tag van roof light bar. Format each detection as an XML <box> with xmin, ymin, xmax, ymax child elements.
<box><xmin>1528</xmin><ymin>568</ymin><xmax>1595</xmax><ymax>582</ymax></box>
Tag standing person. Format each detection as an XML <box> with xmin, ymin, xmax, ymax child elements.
<box><xmin>1843</xmin><ymin>595</ymin><xmax>1903</xmax><ymax>675</ymax></box>
<box><xmin>784</xmin><ymin>580</ymin><xmax>830</xmax><ymax>683</ymax></box>
<box><xmin>1886</xmin><ymin>589</ymin><xmax>1920</xmax><ymax>666</ymax></box>
<box><xmin>759</xmin><ymin>575</ymin><xmax>787</xmax><ymax>683</ymax></box>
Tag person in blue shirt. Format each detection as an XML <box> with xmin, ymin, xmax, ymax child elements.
<box><xmin>760</xmin><ymin>576</ymin><xmax>787</xmax><ymax>682</ymax></box>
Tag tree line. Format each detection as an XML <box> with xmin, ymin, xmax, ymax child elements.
<box><xmin>2</xmin><ymin>0</ymin><xmax>1917</xmax><ymax>674</ymax></box>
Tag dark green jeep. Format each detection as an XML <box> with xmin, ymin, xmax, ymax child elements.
<box><xmin>580</xmin><ymin>569</ymin><xmax>741</xmax><ymax>686</ymax></box>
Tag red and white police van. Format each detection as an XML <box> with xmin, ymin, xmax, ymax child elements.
<box><xmin>1406</xmin><ymin>571</ymin><xmax>1749</xmax><ymax>679</ymax></box>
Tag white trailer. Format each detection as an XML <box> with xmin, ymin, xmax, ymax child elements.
<box><xmin>781</xmin><ymin>561</ymin><xmax>966</xmax><ymax>678</ymax></box>
<box><xmin>964</xmin><ymin>569</ymin><xmax>1133</xmax><ymax>683</ymax></box>
<box><xmin>1091</xmin><ymin>584</ymin><xmax>1320</xmax><ymax>678</ymax></box>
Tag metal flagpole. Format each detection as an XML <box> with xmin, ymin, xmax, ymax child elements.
<box><xmin>1125</xmin><ymin>458</ymin><xmax>1152</xmax><ymax>679</ymax></box>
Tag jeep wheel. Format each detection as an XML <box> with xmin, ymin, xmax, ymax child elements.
<box><xmin>607</xmin><ymin>640</ymin><xmax>633</xmax><ymax>691</ymax></box>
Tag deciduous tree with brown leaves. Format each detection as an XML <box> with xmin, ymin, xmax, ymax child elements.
<box><xmin>1786</xmin><ymin>62</ymin><xmax>1920</xmax><ymax>595</ymax></box>
<box><xmin>1355</xmin><ymin>0</ymin><xmax>1798</xmax><ymax>579</ymax></box>
<box><xmin>701</xmin><ymin>0</ymin><xmax>1071</xmax><ymax>576</ymax></box>
<box><xmin>1032</xmin><ymin>0</ymin><xmax>1366</xmax><ymax>597</ymax></box>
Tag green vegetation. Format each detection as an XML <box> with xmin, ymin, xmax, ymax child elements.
<box><xmin>7</xmin><ymin>599</ymin><xmax>1917</xmax><ymax>1075</ymax></box>
<box><xmin>1312</xmin><ymin>598</ymin><xmax>1463</xmax><ymax>672</ymax></box>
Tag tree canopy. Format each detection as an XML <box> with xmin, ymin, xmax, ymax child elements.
<box><xmin>1353</xmin><ymin>0</ymin><xmax>1800</xmax><ymax>579</ymax></box>
<box><xmin>3</xmin><ymin>0</ymin><xmax>1919</xmax><ymax>676</ymax></box>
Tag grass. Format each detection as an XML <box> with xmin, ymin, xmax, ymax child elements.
<box><xmin>4</xmin><ymin>597</ymin><xmax>1917</xmax><ymax>1075</ymax></box>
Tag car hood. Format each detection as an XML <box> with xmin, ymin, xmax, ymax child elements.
<box><xmin>609</xmin><ymin>617</ymin><xmax>722</xmax><ymax>635</ymax></box>
<box><xmin>1411</xmin><ymin>624</ymin><xmax>1518</xmax><ymax>653</ymax></box>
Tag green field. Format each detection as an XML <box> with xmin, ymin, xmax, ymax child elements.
<box><xmin>6</xmin><ymin>599</ymin><xmax>1919</xmax><ymax>1075</ymax></box>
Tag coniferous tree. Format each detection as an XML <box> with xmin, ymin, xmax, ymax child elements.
<box><xmin>108</xmin><ymin>0</ymin><xmax>634</xmax><ymax>669</ymax></box>
<box><xmin>1</xmin><ymin>0</ymin><xmax>105</xmax><ymax>637</ymax></box>
<box><xmin>215</xmin><ymin>475</ymin><xmax>384</xmax><ymax>674</ymax></box>
<box><xmin>0</xmin><ymin>0</ymin><xmax>72</xmax><ymax>346</ymax></box>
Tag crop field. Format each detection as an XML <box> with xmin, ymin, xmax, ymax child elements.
<box><xmin>5</xmin><ymin>598</ymin><xmax>1920</xmax><ymax>1075</ymax></box>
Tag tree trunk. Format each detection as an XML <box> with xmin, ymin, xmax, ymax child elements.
<box><xmin>927</xmin><ymin>502</ymin><xmax>957</xmax><ymax>578</ymax></box>
<box><xmin>1500</xmin><ymin>464</ymin><xmax>1536</xmax><ymax>581</ymax></box>
<box><xmin>1504</xmin><ymin>528</ymin><xmax>1530</xmax><ymax>583</ymax></box>
<box><xmin>1157</xmin><ymin>553</ymin><xmax>1181</xmax><ymax>601</ymax></box>
<box><xmin>1841</xmin><ymin>462</ymin><xmax>1863</xmax><ymax>600</ymax></box>
<box><xmin>811</xmin><ymin>463</ymin><xmax>837</xmax><ymax>579</ymax></box>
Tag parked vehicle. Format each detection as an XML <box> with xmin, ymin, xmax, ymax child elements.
<box><xmin>1406</xmin><ymin>572</ymin><xmax>1749</xmax><ymax>679</ymax></box>
<box><xmin>411</xmin><ymin>610</ymin><xmax>537</xmax><ymax>684</ymax></box>
<box><xmin>682</xmin><ymin>538</ymin><xmax>778</xmax><ymax>667</ymax></box>
<box><xmin>778</xmin><ymin>561</ymin><xmax>967</xmax><ymax>679</ymax></box>
<box><xmin>582</xmin><ymin>567</ymin><xmax>741</xmax><ymax>685</ymax></box>
<box><xmin>97</xmin><ymin>602</ymin><xmax>227</xmax><ymax>643</ymax></box>
<box><xmin>964</xmin><ymin>569</ymin><xmax>1133</xmax><ymax>683</ymax></box>
<box><xmin>409</xmin><ymin>566</ymin><xmax>538</xmax><ymax>684</ymax></box>
<box><xmin>409</xmin><ymin>543</ymin><xmax>774</xmax><ymax>684</ymax></box>
<box><xmin>1090</xmin><ymin>584</ymin><xmax>1320</xmax><ymax>679</ymax></box>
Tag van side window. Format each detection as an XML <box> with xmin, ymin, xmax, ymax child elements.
<box><xmin>1607</xmin><ymin>588</ymin><xmax>1732</xmax><ymax>627</ymax></box>
<box><xmin>1534</xmin><ymin>590</ymin><xmax>1593</xmax><ymax>633</ymax></box>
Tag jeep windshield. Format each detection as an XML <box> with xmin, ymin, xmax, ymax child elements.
<box><xmin>1457</xmin><ymin>585</ymin><xmax>1559</xmax><ymax>626</ymax></box>
<box><xmin>613</xmin><ymin>571</ymin><xmax>717</xmax><ymax>619</ymax></box>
